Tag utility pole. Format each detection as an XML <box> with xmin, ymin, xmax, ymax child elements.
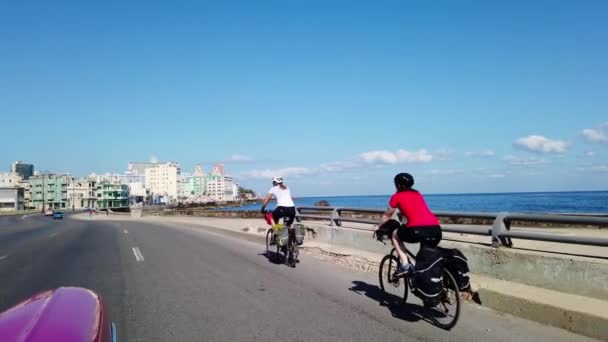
<box><xmin>72</xmin><ymin>177</ymin><xmax>76</xmax><ymax>211</ymax></box>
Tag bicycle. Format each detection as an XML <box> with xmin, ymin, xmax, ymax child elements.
<box><xmin>264</xmin><ymin>211</ymin><xmax>300</xmax><ymax>268</ymax></box>
<box><xmin>378</xmin><ymin>246</ymin><xmax>461</xmax><ymax>330</ymax></box>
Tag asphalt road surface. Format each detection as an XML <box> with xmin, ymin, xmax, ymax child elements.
<box><xmin>0</xmin><ymin>213</ymin><xmax>598</xmax><ymax>341</ymax></box>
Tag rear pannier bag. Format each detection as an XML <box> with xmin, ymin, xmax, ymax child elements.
<box><xmin>437</xmin><ymin>247</ymin><xmax>471</xmax><ymax>292</ymax></box>
<box><xmin>413</xmin><ymin>247</ymin><xmax>444</xmax><ymax>307</ymax></box>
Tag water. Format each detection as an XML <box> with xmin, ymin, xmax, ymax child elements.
<box><xmin>224</xmin><ymin>191</ymin><xmax>608</xmax><ymax>214</ymax></box>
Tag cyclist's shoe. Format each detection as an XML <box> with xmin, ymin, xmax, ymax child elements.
<box><xmin>395</xmin><ymin>263</ymin><xmax>413</xmax><ymax>277</ymax></box>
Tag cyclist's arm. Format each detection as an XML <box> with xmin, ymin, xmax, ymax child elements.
<box><xmin>381</xmin><ymin>206</ymin><xmax>396</xmax><ymax>224</ymax></box>
<box><xmin>260</xmin><ymin>193</ymin><xmax>273</xmax><ymax>211</ymax></box>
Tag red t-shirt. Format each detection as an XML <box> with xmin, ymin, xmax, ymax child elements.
<box><xmin>389</xmin><ymin>191</ymin><xmax>439</xmax><ymax>227</ymax></box>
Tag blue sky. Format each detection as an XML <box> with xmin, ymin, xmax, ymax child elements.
<box><xmin>1</xmin><ymin>0</ymin><xmax>607</xmax><ymax>196</ymax></box>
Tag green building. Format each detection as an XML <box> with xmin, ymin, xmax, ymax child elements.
<box><xmin>182</xmin><ymin>176</ymin><xmax>205</xmax><ymax>197</ymax></box>
<box><xmin>96</xmin><ymin>182</ymin><xmax>129</xmax><ymax>210</ymax></box>
<box><xmin>29</xmin><ymin>174</ymin><xmax>70</xmax><ymax>210</ymax></box>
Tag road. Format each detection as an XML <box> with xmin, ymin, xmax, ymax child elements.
<box><xmin>0</xmin><ymin>214</ymin><xmax>598</xmax><ymax>342</ymax></box>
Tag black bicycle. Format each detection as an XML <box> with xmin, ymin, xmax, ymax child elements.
<box><xmin>379</xmin><ymin>247</ymin><xmax>461</xmax><ymax>330</ymax></box>
<box><xmin>264</xmin><ymin>213</ymin><xmax>300</xmax><ymax>267</ymax></box>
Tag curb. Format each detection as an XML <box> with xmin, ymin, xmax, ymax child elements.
<box><xmin>475</xmin><ymin>287</ymin><xmax>608</xmax><ymax>341</ymax></box>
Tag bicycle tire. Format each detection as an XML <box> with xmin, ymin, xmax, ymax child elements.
<box><xmin>428</xmin><ymin>269</ymin><xmax>461</xmax><ymax>330</ymax></box>
<box><xmin>265</xmin><ymin>228</ymin><xmax>273</xmax><ymax>254</ymax></box>
<box><xmin>379</xmin><ymin>254</ymin><xmax>408</xmax><ymax>303</ymax></box>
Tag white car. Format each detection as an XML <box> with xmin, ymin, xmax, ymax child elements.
<box><xmin>44</xmin><ymin>209</ymin><xmax>54</xmax><ymax>216</ymax></box>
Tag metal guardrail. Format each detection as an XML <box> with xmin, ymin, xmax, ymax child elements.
<box><xmin>295</xmin><ymin>206</ymin><xmax>608</xmax><ymax>248</ymax></box>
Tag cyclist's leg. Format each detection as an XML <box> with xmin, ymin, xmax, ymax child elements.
<box><xmin>391</xmin><ymin>228</ymin><xmax>409</xmax><ymax>265</ymax></box>
<box><xmin>284</xmin><ymin>206</ymin><xmax>296</xmax><ymax>227</ymax></box>
<box><xmin>272</xmin><ymin>206</ymin><xmax>285</xmax><ymax>225</ymax></box>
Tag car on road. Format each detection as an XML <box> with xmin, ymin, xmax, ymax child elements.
<box><xmin>53</xmin><ymin>211</ymin><xmax>64</xmax><ymax>220</ymax></box>
<box><xmin>0</xmin><ymin>287</ymin><xmax>116</xmax><ymax>342</ymax></box>
<box><xmin>44</xmin><ymin>209</ymin><xmax>54</xmax><ymax>216</ymax></box>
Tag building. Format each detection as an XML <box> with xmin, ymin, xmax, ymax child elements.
<box><xmin>96</xmin><ymin>182</ymin><xmax>129</xmax><ymax>210</ymax></box>
<box><xmin>223</xmin><ymin>176</ymin><xmax>235</xmax><ymax>201</ymax></box>
<box><xmin>194</xmin><ymin>164</ymin><xmax>205</xmax><ymax>177</ymax></box>
<box><xmin>232</xmin><ymin>183</ymin><xmax>240</xmax><ymax>201</ymax></box>
<box><xmin>11</xmin><ymin>161</ymin><xmax>34</xmax><ymax>180</ymax></box>
<box><xmin>128</xmin><ymin>162</ymin><xmax>162</xmax><ymax>176</ymax></box>
<box><xmin>28</xmin><ymin>174</ymin><xmax>70</xmax><ymax>210</ymax></box>
<box><xmin>0</xmin><ymin>172</ymin><xmax>22</xmax><ymax>187</ymax></box>
<box><xmin>91</xmin><ymin>172</ymin><xmax>146</xmax><ymax>204</ymax></box>
<box><xmin>211</xmin><ymin>163</ymin><xmax>225</xmax><ymax>176</ymax></box>
<box><xmin>67</xmin><ymin>177</ymin><xmax>97</xmax><ymax>209</ymax></box>
<box><xmin>145</xmin><ymin>162</ymin><xmax>180</xmax><ymax>203</ymax></box>
<box><xmin>180</xmin><ymin>175</ymin><xmax>205</xmax><ymax>199</ymax></box>
<box><xmin>22</xmin><ymin>179</ymin><xmax>31</xmax><ymax>208</ymax></box>
<box><xmin>0</xmin><ymin>187</ymin><xmax>24</xmax><ymax>211</ymax></box>
<box><xmin>205</xmin><ymin>174</ymin><xmax>236</xmax><ymax>201</ymax></box>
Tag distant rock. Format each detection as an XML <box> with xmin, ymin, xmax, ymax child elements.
<box><xmin>315</xmin><ymin>200</ymin><xmax>331</xmax><ymax>207</ymax></box>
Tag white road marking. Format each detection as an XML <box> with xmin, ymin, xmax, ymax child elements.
<box><xmin>0</xmin><ymin>255</ymin><xmax>8</xmax><ymax>261</ymax></box>
<box><xmin>123</xmin><ymin>229</ymin><xmax>129</xmax><ymax>234</ymax></box>
<box><xmin>132</xmin><ymin>247</ymin><xmax>144</xmax><ymax>262</ymax></box>
<box><xmin>22</xmin><ymin>214</ymin><xmax>37</xmax><ymax>220</ymax></box>
<box><xmin>49</xmin><ymin>233</ymin><xmax>58</xmax><ymax>238</ymax></box>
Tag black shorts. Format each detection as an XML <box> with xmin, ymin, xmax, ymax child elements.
<box><xmin>273</xmin><ymin>206</ymin><xmax>296</xmax><ymax>226</ymax></box>
<box><xmin>397</xmin><ymin>225</ymin><xmax>442</xmax><ymax>248</ymax></box>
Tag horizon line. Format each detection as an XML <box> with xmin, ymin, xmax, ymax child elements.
<box><xmin>294</xmin><ymin>189</ymin><xmax>608</xmax><ymax>198</ymax></box>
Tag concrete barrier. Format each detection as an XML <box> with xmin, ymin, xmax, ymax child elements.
<box><xmin>302</xmin><ymin>221</ymin><xmax>608</xmax><ymax>300</ymax></box>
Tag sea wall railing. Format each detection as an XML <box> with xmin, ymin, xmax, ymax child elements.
<box><xmin>294</xmin><ymin>206</ymin><xmax>608</xmax><ymax>247</ymax></box>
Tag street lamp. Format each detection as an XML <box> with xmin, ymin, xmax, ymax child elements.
<box><xmin>72</xmin><ymin>177</ymin><xmax>75</xmax><ymax>211</ymax></box>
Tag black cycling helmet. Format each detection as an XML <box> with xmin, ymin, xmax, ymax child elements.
<box><xmin>394</xmin><ymin>173</ymin><xmax>414</xmax><ymax>191</ymax></box>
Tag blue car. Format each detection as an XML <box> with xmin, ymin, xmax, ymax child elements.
<box><xmin>53</xmin><ymin>211</ymin><xmax>64</xmax><ymax>220</ymax></box>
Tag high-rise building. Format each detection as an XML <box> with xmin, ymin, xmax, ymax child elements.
<box><xmin>211</xmin><ymin>163</ymin><xmax>225</xmax><ymax>176</ymax></box>
<box><xmin>205</xmin><ymin>174</ymin><xmax>236</xmax><ymax>201</ymax></box>
<box><xmin>11</xmin><ymin>161</ymin><xmax>34</xmax><ymax>180</ymax></box>
<box><xmin>145</xmin><ymin>162</ymin><xmax>180</xmax><ymax>202</ymax></box>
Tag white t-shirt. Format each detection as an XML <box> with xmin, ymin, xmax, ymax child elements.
<box><xmin>268</xmin><ymin>185</ymin><xmax>295</xmax><ymax>207</ymax></box>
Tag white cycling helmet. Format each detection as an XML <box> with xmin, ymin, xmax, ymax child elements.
<box><xmin>272</xmin><ymin>176</ymin><xmax>284</xmax><ymax>184</ymax></box>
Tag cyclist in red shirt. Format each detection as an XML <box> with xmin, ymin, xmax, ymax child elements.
<box><xmin>380</xmin><ymin>173</ymin><xmax>442</xmax><ymax>276</ymax></box>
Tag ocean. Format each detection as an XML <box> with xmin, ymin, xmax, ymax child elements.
<box><xmin>224</xmin><ymin>191</ymin><xmax>608</xmax><ymax>214</ymax></box>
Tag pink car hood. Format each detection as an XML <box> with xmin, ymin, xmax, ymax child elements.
<box><xmin>0</xmin><ymin>287</ymin><xmax>108</xmax><ymax>342</ymax></box>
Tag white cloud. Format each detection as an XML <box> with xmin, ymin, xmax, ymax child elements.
<box><xmin>464</xmin><ymin>149</ymin><xmax>495</xmax><ymax>158</ymax></box>
<box><xmin>243</xmin><ymin>167</ymin><xmax>318</xmax><ymax>179</ymax></box>
<box><xmin>360</xmin><ymin>149</ymin><xmax>433</xmax><ymax>164</ymax></box>
<box><xmin>581</xmin><ymin>128</ymin><xmax>607</xmax><ymax>143</ymax></box>
<box><xmin>481</xmin><ymin>150</ymin><xmax>496</xmax><ymax>158</ymax></box>
<box><xmin>514</xmin><ymin>135</ymin><xmax>568</xmax><ymax>153</ymax></box>
<box><xmin>595</xmin><ymin>165</ymin><xmax>608</xmax><ymax>172</ymax></box>
<box><xmin>434</xmin><ymin>149</ymin><xmax>452</xmax><ymax>161</ymax></box>
<box><xmin>242</xmin><ymin>147</ymin><xmax>433</xmax><ymax>181</ymax></box>
<box><xmin>488</xmin><ymin>173</ymin><xmax>506</xmax><ymax>178</ymax></box>
<box><xmin>149</xmin><ymin>155</ymin><xmax>159</xmax><ymax>163</ymax></box>
<box><xmin>577</xmin><ymin>165</ymin><xmax>608</xmax><ymax>173</ymax></box>
<box><xmin>319</xmin><ymin>160</ymin><xmax>359</xmax><ymax>172</ymax></box>
<box><xmin>230</xmin><ymin>154</ymin><xmax>253</xmax><ymax>162</ymax></box>
<box><xmin>583</xmin><ymin>150</ymin><xmax>595</xmax><ymax>157</ymax></box>
<box><xmin>504</xmin><ymin>155</ymin><xmax>546</xmax><ymax>166</ymax></box>
<box><xmin>429</xmin><ymin>169</ymin><xmax>463</xmax><ymax>175</ymax></box>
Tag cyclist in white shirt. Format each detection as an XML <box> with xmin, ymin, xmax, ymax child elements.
<box><xmin>260</xmin><ymin>176</ymin><xmax>296</xmax><ymax>226</ymax></box>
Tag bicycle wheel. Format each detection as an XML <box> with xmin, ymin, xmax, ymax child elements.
<box><xmin>428</xmin><ymin>269</ymin><xmax>461</xmax><ymax>330</ymax></box>
<box><xmin>378</xmin><ymin>254</ymin><xmax>408</xmax><ymax>303</ymax></box>
<box><xmin>265</xmin><ymin>228</ymin><xmax>273</xmax><ymax>254</ymax></box>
